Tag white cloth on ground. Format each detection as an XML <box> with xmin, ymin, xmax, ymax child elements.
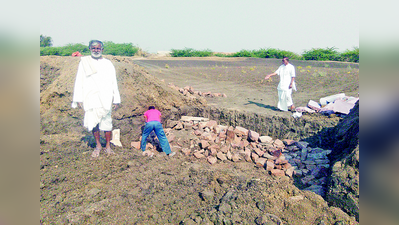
<box><xmin>110</xmin><ymin>129</ymin><xmax>123</xmax><ymax>147</ymax></box>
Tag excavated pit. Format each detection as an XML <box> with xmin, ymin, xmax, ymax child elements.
<box><xmin>112</xmin><ymin>105</ymin><xmax>340</xmax><ymax>153</ymax></box>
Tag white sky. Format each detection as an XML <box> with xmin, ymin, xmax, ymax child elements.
<box><xmin>40</xmin><ymin>0</ymin><xmax>359</xmax><ymax>54</ymax></box>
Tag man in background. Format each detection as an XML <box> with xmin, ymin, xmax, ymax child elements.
<box><xmin>264</xmin><ymin>57</ymin><xmax>296</xmax><ymax>111</ymax></box>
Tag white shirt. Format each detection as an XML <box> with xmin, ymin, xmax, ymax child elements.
<box><xmin>72</xmin><ymin>57</ymin><xmax>121</xmax><ymax>111</ymax></box>
<box><xmin>275</xmin><ymin>63</ymin><xmax>296</xmax><ymax>91</ymax></box>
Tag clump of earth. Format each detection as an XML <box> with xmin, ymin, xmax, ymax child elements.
<box><xmin>40</xmin><ymin>55</ymin><xmax>359</xmax><ymax>224</ymax></box>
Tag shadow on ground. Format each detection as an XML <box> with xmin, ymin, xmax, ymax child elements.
<box><xmin>244</xmin><ymin>100</ymin><xmax>280</xmax><ymax>111</ymax></box>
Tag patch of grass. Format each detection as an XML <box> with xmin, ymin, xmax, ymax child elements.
<box><xmin>228</xmin><ymin>48</ymin><xmax>303</xmax><ymax>60</ymax></box>
<box><xmin>302</xmin><ymin>47</ymin><xmax>340</xmax><ymax>61</ymax></box>
<box><xmin>40</xmin><ymin>42</ymin><xmax>142</xmax><ymax>56</ymax></box>
<box><xmin>170</xmin><ymin>48</ymin><xmax>213</xmax><ymax>57</ymax></box>
<box><xmin>318</xmin><ymin>71</ymin><xmax>327</xmax><ymax>77</ymax></box>
<box><xmin>169</xmin><ymin>46</ymin><xmax>359</xmax><ymax>63</ymax></box>
<box><xmin>302</xmin><ymin>47</ymin><xmax>359</xmax><ymax>63</ymax></box>
<box><xmin>103</xmin><ymin>41</ymin><xmax>139</xmax><ymax>56</ymax></box>
<box><xmin>341</xmin><ymin>47</ymin><xmax>359</xmax><ymax>63</ymax></box>
<box><xmin>40</xmin><ymin>43</ymin><xmax>89</xmax><ymax>56</ymax></box>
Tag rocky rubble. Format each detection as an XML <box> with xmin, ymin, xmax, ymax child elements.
<box><xmin>131</xmin><ymin>115</ymin><xmax>333</xmax><ymax>197</ymax></box>
<box><xmin>168</xmin><ymin>83</ymin><xmax>227</xmax><ymax>99</ymax></box>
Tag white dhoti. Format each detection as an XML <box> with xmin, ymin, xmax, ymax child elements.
<box><xmin>277</xmin><ymin>89</ymin><xmax>293</xmax><ymax>111</ymax></box>
<box><xmin>84</xmin><ymin>108</ymin><xmax>112</xmax><ymax>131</ymax></box>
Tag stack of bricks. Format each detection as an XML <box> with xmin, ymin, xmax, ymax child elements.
<box><xmin>168</xmin><ymin>83</ymin><xmax>227</xmax><ymax>98</ymax></box>
<box><xmin>171</xmin><ymin>116</ymin><xmax>297</xmax><ymax>178</ymax></box>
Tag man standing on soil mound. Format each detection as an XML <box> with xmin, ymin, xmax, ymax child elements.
<box><xmin>71</xmin><ymin>40</ymin><xmax>121</xmax><ymax>157</ymax></box>
<box><xmin>264</xmin><ymin>57</ymin><xmax>296</xmax><ymax>111</ymax></box>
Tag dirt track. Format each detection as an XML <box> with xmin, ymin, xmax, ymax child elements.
<box><xmin>40</xmin><ymin>56</ymin><xmax>359</xmax><ymax>224</ymax></box>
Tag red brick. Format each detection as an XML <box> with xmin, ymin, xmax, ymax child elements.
<box><xmin>193</xmin><ymin>129</ymin><xmax>202</xmax><ymax>136</ymax></box>
<box><xmin>248</xmin><ymin>130</ymin><xmax>260</xmax><ymax>142</ymax></box>
<box><xmin>282</xmin><ymin>163</ymin><xmax>292</xmax><ymax>170</ymax></box>
<box><xmin>239</xmin><ymin>139</ymin><xmax>249</xmax><ymax>148</ymax></box>
<box><xmin>271</xmin><ymin>169</ymin><xmax>285</xmax><ymax>176</ymax></box>
<box><xmin>205</xmin><ymin>120</ymin><xmax>218</xmax><ymax>129</ymax></box>
<box><xmin>262</xmin><ymin>152</ymin><xmax>277</xmax><ymax>160</ymax></box>
<box><xmin>271</xmin><ymin>149</ymin><xmax>282</xmax><ymax>158</ymax></box>
<box><xmin>226</xmin><ymin>151</ymin><xmax>233</xmax><ymax>160</ymax></box>
<box><xmin>234</xmin><ymin>126</ymin><xmax>248</xmax><ymax>136</ymax></box>
<box><xmin>218</xmin><ymin>132</ymin><xmax>226</xmax><ymax>141</ymax></box>
<box><xmin>273</xmin><ymin>139</ymin><xmax>285</xmax><ymax>148</ymax></box>
<box><xmin>255</xmin><ymin>157</ymin><xmax>267</xmax><ymax>167</ymax></box>
<box><xmin>285</xmin><ymin>167</ymin><xmax>294</xmax><ymax>177</ymax></box>
<box><xmin>209</xmin><ymin>148</ymin><xmax>218</xmax><ymax>156</ymax></box>
<box><xmin>266</xmin><ymin>160</ymin><xmax>275</xmax><ymax>171</ymax></box>
<box><xmin>194</xmin><ymin>152</ymin><xmax>205</xmax><ymax>159</ymax></box>
<box><xmin>254</xmin><ymin>148</ymin><xmax>264</xmax><ymax>156</ymax></box>
<box><xmin>226</xmin><ymin>127</ymin><xmax>236</xmax><ymax>142</ymax></box>
<box><xmin>232</xmin><ymin>153</ymin><xmax>241</xmax><ymax>162</ymax></box>
<box><xmin>251</xmin><ymin>152</ymin><xmax>259</xmax><ymax>162</ymax></box>
<box><xmin>244</xmin><ymin>148</ymin><xmax>251</xmax><ymax>162</ymax></box>
<box><xmin>200</xmin><ymin>140</ymin><xmax>210</xmax><ymax>149</ymax></box>
<box><xmin>283</xmin><ymin>139</ymin><xmax>296</xmax><ymax>146</ymax></box>
<box><xmin>259</xmin><ymin>136</ymin><xmax>273</xmax><ymax>143</ymax></box>
<box><xmin>207</xmin><ymin>156</ymin><xmax>217</xmax><ymax>165</ymax></box>
<box><xmin>275</xmin><ymin>159</ymin><xmax>289</xmax><ymax>165</ymax></box>
<box><xmin>220</xmin><ymin>145</ymin><xmax>229</xmax><ymax>153</ymax></box>
<box><xmin>181</xmin><ymin>148</ymin><xmax>191</xmax><ymax>156</ymax></box>
<box><xmin>174</xmin><ymin>121</ymin><xmax>183</xmax><ymax>130</ymax></box>
<box><xmin>216</xmin><ymin>152</ymin><xmax>227</xmax><ymax>161</ymax></box>
<box><xmin>131</xmin><ymin>141</ymin><xmax>141</xmax><ymax>150</ymax></box>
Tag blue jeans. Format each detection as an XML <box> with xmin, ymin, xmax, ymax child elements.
<box><xmin>140</xmin><ymin>121</ymin><xmax>171</xmax><ymax>154</ymax></box>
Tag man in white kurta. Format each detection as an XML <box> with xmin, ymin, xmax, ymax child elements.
<box><xmin>264</xmin><ymin>57</ymin><xmax>296</xmax><ymax>111</ymax></box>
<box><xmin>72</xmin><ymin>40</ymin><xmax>121</xmax><ymax>157</ymax></box>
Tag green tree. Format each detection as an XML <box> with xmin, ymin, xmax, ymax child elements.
<box><xmin>40</xmin><ymin>35</ymin><xmax>53</xmax><ymax>47</ymax></box>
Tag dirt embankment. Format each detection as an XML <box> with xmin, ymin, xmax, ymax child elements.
<box><xmin>40</xmin><ymin>55</ymin><xmax>359</xmax><ymax>224</ymax></box>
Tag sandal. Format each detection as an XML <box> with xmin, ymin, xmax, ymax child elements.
<box><xmin>104</xmin><ymin>148</ymin><xmax>115</xmax><ymax>155</ymax></box>
<box><xmin>91</xmin><ymin>147</ymin><xmax>101</xmax><ymax>157</ymax></box>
